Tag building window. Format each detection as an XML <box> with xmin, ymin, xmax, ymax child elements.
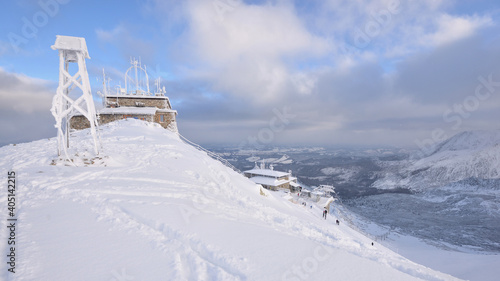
<box><xmin>123</xmin><ymin>115</ymin><xmax>142</xmax><ymax>120</ymax></box>
<box><xmin>160</xmin><ymin>115</ymin><xmax>164</xmax><ymax>122</ymax></box>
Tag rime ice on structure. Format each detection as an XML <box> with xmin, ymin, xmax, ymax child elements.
<box><xmin>51</xmin><ymin>35</ymin><xmax>100</xmax><ymax>158</ymax></box>
<box><xmin>70</xmin><ymin>58</ymin><xmax>178</xmax><ymax>132</ymax></box>
<box><xmin>243</xmin><ymin>161</ymin><xmax>301</xmax><ymax>192</ymax></box>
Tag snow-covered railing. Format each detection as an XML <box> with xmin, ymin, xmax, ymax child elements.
<box><xmin>177</xmin><ymin>133</ymin><xmax>241</xmax><ymax>174</ymax></box>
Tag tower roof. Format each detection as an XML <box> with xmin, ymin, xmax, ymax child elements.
<box><xmin>51</xmin><ymin>35</ymin><xmax>90</xmax><ymax>59</ymax></box>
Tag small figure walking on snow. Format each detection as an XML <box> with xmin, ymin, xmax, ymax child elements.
<box><xmin>336</xmin><ymin>219</ymin><xmax>340</xmax><ymax>225</ymax></box>
<box><xmin>323</xmin><ymin>209</ymin><xmax>327</xmax><ymax>219</ymax></box>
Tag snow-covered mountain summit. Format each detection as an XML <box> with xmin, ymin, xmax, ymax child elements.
<box><xmin>374</xmin><ymin>130</ymin><xmax>500</xmax><ymax>190</ymax></box>
<box><xmin>431</xmin><ymin>130</ymin><xmax>500</xmax><ymax>154</ymax></box>
<box><xmin>0</xmin><ymin>120</ymin><xmax>459</xmax><ymax>280</ymax></box>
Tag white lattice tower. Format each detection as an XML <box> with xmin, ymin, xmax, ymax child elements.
<box><xmin>50</xmin><ymin>35</ymin><xmax>99</xmax><ymax>158</ymax></box>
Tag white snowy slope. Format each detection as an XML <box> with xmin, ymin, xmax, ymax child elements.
<box><xmin>341</xmin><ymin>208</ymin><xmax>500</xmax><ymax>281</ymax></box>
<box><xmin>0</xmin><ymin>120</ymin><xmax>461</xmax><ymax>281</ymax></box>
<box><xmin>373</xmin><ymin>130</ymin><xmax>500</xmax><ymax>190</ymax></box>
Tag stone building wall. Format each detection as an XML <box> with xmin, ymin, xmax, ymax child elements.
<box><xmin>154</xmin><ymin>112</ymin><xmax>177</xmax><ymax>130</ymax></box>
<box><xmin>70</xmin><ymin>96</ymin><xmax>177</xmax><ymax>132</ymax></box>
<box><xmin>70</xmin><ymin>112</ymin><xmax>177</xmax><ymax>132</ymax></box>
<box><xmin>278</xmin><ymin>182</ymin><xmax>290</xmax><ymax>191</ymax></box>
<box><xmin>70</xmin><ymin>114</ymin><xmax>153</xmax><ymax>129</ymax></box>
<box><xmin>70</xmin><ymin>115</ymin><xmax>92</xmax><ymax>130</ymax></box>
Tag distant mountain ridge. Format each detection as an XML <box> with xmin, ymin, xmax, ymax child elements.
<box><xmin>431</xmin><ymin>130</ymin><xmax>500</xmax><ymax>154</ymax></box>
<box><xmin>373</xmin><ymin>130</ymin><xmax>500</xmax><ymax>190</ymax></box>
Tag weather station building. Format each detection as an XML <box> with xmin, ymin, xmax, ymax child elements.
<box><xmin>70</xmin><ymin>59</ymin><xmax>177</xmax><ymax>132</ymax></box>
<box><xmin>244</xmin><ymin>163</ymin><xmax>301</xmax><ymax>192</ymax></box>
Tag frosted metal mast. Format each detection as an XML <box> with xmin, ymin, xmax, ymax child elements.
<box><xmin>125</xmin><ymin>58</ymin><xmax>150</xmax><ymax>95</ymax></box>
<box><xmin>50</xmin><ymin>35</ymin><xmax>99</xmax><ymax>158</ymax></box>
<box><xmin>97</xmin><ymin>69</ymin><xmax>109</xmax><ymax>107</ymax></box>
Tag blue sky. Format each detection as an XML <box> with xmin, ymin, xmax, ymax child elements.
<box><xmin>1</xmin><ymin>0</ymin><xmax>500</xmax><ymax>150</ymax></box>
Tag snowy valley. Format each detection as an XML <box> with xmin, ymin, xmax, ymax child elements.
<box><xmin>213</xmin><ymin>130</ymin><xmax>500</xmax><ymax>280</ymax></box>
<box><xmin>0</xmin><ymin>120</ymin><xmax>469</xmax><ymax>281</ymax></box>
<box><xmin>357</xmin><ymin>130</ymin><xmax>500</xmax><ymax>253</ymax></box>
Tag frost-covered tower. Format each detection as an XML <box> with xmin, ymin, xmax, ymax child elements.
<box><xmin>70</xmin><ymin>58</ymin><xmax>178</xmax><ymax>132</ymax></box>
<box><xmin>51</xmin><ymin>35</ymin><xmax>99</xmax><ymax>157</ymax></box>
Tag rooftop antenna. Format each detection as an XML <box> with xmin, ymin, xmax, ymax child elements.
<box><xmin>102</xmin><ymin>69</ymin><xmax>109</xmax><ymax>97</ymax></box>
<box><xmin>154</xmin><ymin>77</ymin><xmax>164</xmax><ymax>95</ymax></box>
<box><xmin>96</xmin><ymin>68</ymin><xmax>109</xmax><ymax>107</ymax></box>
<box><xmin>50</xmin><ymin>35</ymin><xmax>100</xmax><ymax>158</ymax></box>
<box><xmin>144</xmin><ymin>63</ymin><xmax>150</xmax><ymax>94</ymax></box>
<box><xmin>125</xmin><ymin>57</ymin><xmax>150</xmax><ymax>95</ymax></box>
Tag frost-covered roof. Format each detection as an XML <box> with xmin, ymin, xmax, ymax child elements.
<box><xmin>73</xmin><ymin>106</ymin><xmax>177</xmax><ymax>117</ymax></box>
<box><xmin>106</xmin><ymin>95</ymin><xmax>170</xmax><ymax>99</ymax></box>
<box><xmin>316</xmin><ymin>185</ymin><xmax>335</xmax><ymax>193</ymax></box>
<box><xmin>244</xmin><ymin>168</ymin><xmax>290</xmax><ymax>178</ymax></box>
<box><xmin>51</xmin><ymin>35</ymin><xmax>90</xmax><ymax>59</ymax></box>
<box><xmin>157</xmin><ymin>108</ymin><xmax>177</xmax><ymax>114</ymax></box>
<box><xmin>248</xmin><ymin>176</ymin><xmax>289</xmax><ymax>187</ymax></box>
<box><xmin>99</xmin><ymin>107</ymin><xmax>157</xmax><ymax>115</ymax></box>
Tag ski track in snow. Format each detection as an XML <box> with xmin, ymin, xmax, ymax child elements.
<box><xmin>16</xmin><ymin>170</ymin><xmax>248</xmax><ymax>280</ymax></box>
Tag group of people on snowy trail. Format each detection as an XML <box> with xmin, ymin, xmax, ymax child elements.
<box><xmin>322</xmin><ymin>208</ymin><xmax>340</xmax><ymax>226</ymax></box>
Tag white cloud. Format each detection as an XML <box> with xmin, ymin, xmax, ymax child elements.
<box><xmin>96</xmin><ymin>25</ymin><xmax>128</xmax><ymax>42</ymax></box>
<box><xmin>424</xmin><ymin>14</ymin><xmax>493</xmax><ymax>46</ymax></box>
<box><xmin>0</xmin><ymin>68</ymin><xmax>56</xmax><ymax>145</ymax></box>
<box><xmin>0</xmin><ymin>68</ymin><xmax>54</xmax><ymax>114</ymax></box>
<box><xmin>142</xmin><ymin>0</ymin><xmax>500</xmax><ymax>147</ymax></box>
<box><xmin>319</xmin><ymin>0</ymin><xmax>492</xmax><ymax>64</ymax></box>
<box><xmin>95</xmin><ymin>24</ymin><xmax>155</xmax><ymax>62</ymax></box>
<box><xmin>177</xmin><ymin>0</ymin><xmax>329</xmax><ymax>103</ymax></box>
<box><xmin>188</xmin><ymin>1</ymin><xmax>328</xmax><ymax>63</ymax></box>
<box><xmin>290</xmin><ymin>72</ymin><xmax>318</xmax><ymax>96</ymax></box>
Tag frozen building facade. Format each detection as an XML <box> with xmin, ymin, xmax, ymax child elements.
<box><xmin>70</xmin><ymin>59</ymin><xmax>177</xmax><ymax>132</ymax></box>
<box><xmin>244</xmin><ymin>163</ymin><xmax>301</xmax><ymax>192</ymax></box>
